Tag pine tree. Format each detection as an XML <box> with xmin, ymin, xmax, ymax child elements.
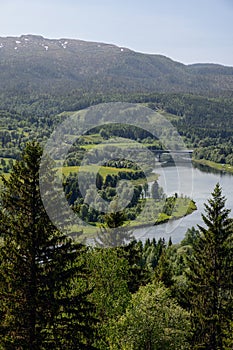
<box><xmin>187</xmin><ymin>183</ymin><xmax>233</xmax><ymax>350</ymax></box>
<box><xmin>0</xmin><ymin>142</ymin><xmax>96</xmax><ymax>349</ymax></box>
<box><xmin>120</xmin><ymin>240</ymin><xmax>149</xmax><ymax>293</ymax></box>
<box><xmin>151</xmin><ymin>180</ymin><xmax>160</xmax><ymax>200</ymax></box>
<box><xmin>95</xmin><ymin>199</ymin><xmax>134</xmax><ymax>247</ymax></box>
<box><xmin>154</xmin><ymin>250</ymin><xmax>174</xmax><ymax>288</ymax></box>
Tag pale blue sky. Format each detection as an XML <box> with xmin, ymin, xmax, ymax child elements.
<box><xmin>0</xmin><ymin>0</ymin><xmax>233</xmax><ymax>66</ymax></box>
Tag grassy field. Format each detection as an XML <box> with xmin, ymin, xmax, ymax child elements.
<box><xmin>134</xmin><ymin>197</ymin><xmax>196</xmax><ymax>226</ymax></box>
<box><xmin>0</xmin><ymin>173</ymin><xmax>9</xmax><ymax>185</ymax></box>
<box><xmin>153</xmin><ymin>109</ymin><xmax>184</xmax><ymax>122</ymax></box>
<box><xmin>60</xmin><ymin>164</ymin><xmax>135</xmax><ymax>178</ymax></box>
<box><xmin>81</xmin><ymin>138</ymin><xmax>146</xmax><ymax>150</ymax></box>
<box><xmin>78</xmin><ymin>133</ymin><xmax>104</xmax><ymax>145</ymax></box>
<box><xmin>1</xmin><ymin>163</ymin><xmax>157</xmax><ymax>185</ymax></box>
<box><xmin>192</xmin><ymin>158</ymin><xmax>233</xmax><ymax>174</ymax></box>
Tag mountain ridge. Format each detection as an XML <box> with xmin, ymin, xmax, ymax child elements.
<box><xmin>1</xmin><ymin>34</ymin><xmax>232</xmax><ymax>68</ymax></box>
<box><xmin>0</xmin><ymin>34</ymin><xmax>233</xmax><ymax>99</ymax></box>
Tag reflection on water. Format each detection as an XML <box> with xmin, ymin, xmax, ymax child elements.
<box><xmin>192</xmin><ymin>162</ymin><xmax>225</xmax><ymax>175</ymax></box>
<box><xmin>134</xmin><ymin>163</ymin><xmax>233</xmax><ymax>244</ymax></box>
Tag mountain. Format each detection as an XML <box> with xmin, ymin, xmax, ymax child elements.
<box><xmin>1</xmin><ymin>34</ymin><xmax>233</xmax><ymax>101</ymax></box>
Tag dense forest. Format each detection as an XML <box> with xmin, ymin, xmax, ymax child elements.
<box><xmin>0</xmin><ymin>142</ymin><xmax>232</xmax><ymax>349</ymax></box>
<box><xmin>1</xmin><ymin>91</ymin><xmax>233</xmax><ymax>169</ymax></box>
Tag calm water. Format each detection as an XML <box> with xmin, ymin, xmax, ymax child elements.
<box><xmin>134</xmin><ymin>163</ymin><xmax>233</xmax><ymax>243</ymax></box>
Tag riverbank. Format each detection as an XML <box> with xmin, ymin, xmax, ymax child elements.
<box><xmin>75</xmin><ymin>198</ymin><xmax>197</xmax><ymax>240</ymax></box>
<box><xmin>128</xmin><ymin>198</ymin><xmax>197</xmax><ymax>228</ymax></box>
<box><xmin>192</xmin><ymin>158</ymin><xmax>233</xmax><ymax>174</ymax></box>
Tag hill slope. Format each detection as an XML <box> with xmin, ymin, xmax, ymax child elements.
<box><xmin>0</xmin><ymin>34</ymin><xmax>233</xmax><ymax>99</ymax></box>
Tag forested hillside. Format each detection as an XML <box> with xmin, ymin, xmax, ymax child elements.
<box><xmin>1</xmin><ymin>34</ymin><xmax>233</xmax><ymax>103</ymax></box>
<box><xmin>1</xmin><ymin>91</ymin><xmax>233</xmax><ymax>169</ymax></box>
<box><xmin>0</xmin><ymin>35</ymin><xmax>233</xmax><ymax>169</ymax></box>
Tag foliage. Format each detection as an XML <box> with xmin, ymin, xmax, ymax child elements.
<box><xmin>0</xmin><ymin>142</ymin><xmax>95</xmax><ymax>349</ymax></box>
<box><xmin>151</xmin><ymin>180</ymin><xmax>160</xmax><ymax>200</ymax></box>
<box><xmin>0</xmin><ymin>148</ymin><xmax>233</xmax><ymax>349</ymax></box>
<box><xmin>186</xmin><ymin>183</ymin><xmax>233</xmax><ymax>349</ymax></box>
<box><xmin>108</xmin><ymin>282</ymin><xmax>191</xmax><ymax>350</ymax></box>
<box><xmin>87</xmin><ymin>247</ymin><xmax>131</xmax><ymax>349</ymax></box>
<box><xmin>95</xmin><ymin>201</ymin><xmax>135</xmax><ymax>247</ymax></box>
<box><xmin>180</xmin><ymin>226</ymin><xmax>200</xmax><ymax>247</ymax></box>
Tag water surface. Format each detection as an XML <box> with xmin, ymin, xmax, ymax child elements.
<box><xmin>134</xmin><ymin>163</ymin><xmax>233</xmax><ymax>243</ymax></box>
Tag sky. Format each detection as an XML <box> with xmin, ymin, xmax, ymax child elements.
<box><xmin>0</xmin><ymin>0</ymin><xmax>233</xmax><ymax>66</ymax></box>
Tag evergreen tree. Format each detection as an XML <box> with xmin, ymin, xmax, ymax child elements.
<box><xmin>154</xmin><ymin>250</ymin><xmax>174</xmax><ymax>288</ymax></box>
<box><xmin>186</xmin><ymin>183</ymin><xmax>233</xmax><ymax>350</ymax></box>
<box><xmin>120</xmin><ymin>240</ymin><xmax>149</xmax><ymax>293</ymax></box>
<box><xmin>223</xmin><ymin>320</ymin><xmax>233</xmax><ymax>349</ymax></box>
<box><xmin>0</xmin><ymin>142</ymin><xmax>95</xmax><ymax>349</ymax></box>
<box><xmin>95</xmin><ymin>199</ymin><xmax>134</xmax><ymax>247</ymax></box>
<box><xmin>95</xmin><ymin>172</ymin><xmax>103</xmax><ymax>190</ymax></box>
<box><xmin>151</xmin><ymin>180</ymin><xmax>160</xmax><ymax>200</ymax></box>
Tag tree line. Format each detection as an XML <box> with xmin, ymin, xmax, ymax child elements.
<box><xmin>1</xmin><ymin>92</ymin><xmax>233</xmax><ymax>167</ymax></box>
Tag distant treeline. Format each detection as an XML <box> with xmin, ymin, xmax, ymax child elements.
<box><xmin>1</xmin><ymin>92</ymin><xmax>233</xmax><ymax>165</ymax></box>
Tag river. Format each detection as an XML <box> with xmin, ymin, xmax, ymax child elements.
<box><xmin>134</xmin><ymin>163</ymin><xmax>233</xmax><ymax>244</ymax></box>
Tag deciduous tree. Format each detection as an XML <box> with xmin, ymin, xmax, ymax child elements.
<box><xmin>108</xmin><ymin>282</ymin><xmax>191</xmax><ymax>349</ymax></box>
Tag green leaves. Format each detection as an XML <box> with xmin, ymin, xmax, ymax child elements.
<box><xmin>87</xmin><ymin>247</ymin><xmax>131</xmax><ymax>349</ymax></box>
<box><xmin>108</xmin><ymin>282</ymin><xmax>191</xmax><ymax>350</ymax></box>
